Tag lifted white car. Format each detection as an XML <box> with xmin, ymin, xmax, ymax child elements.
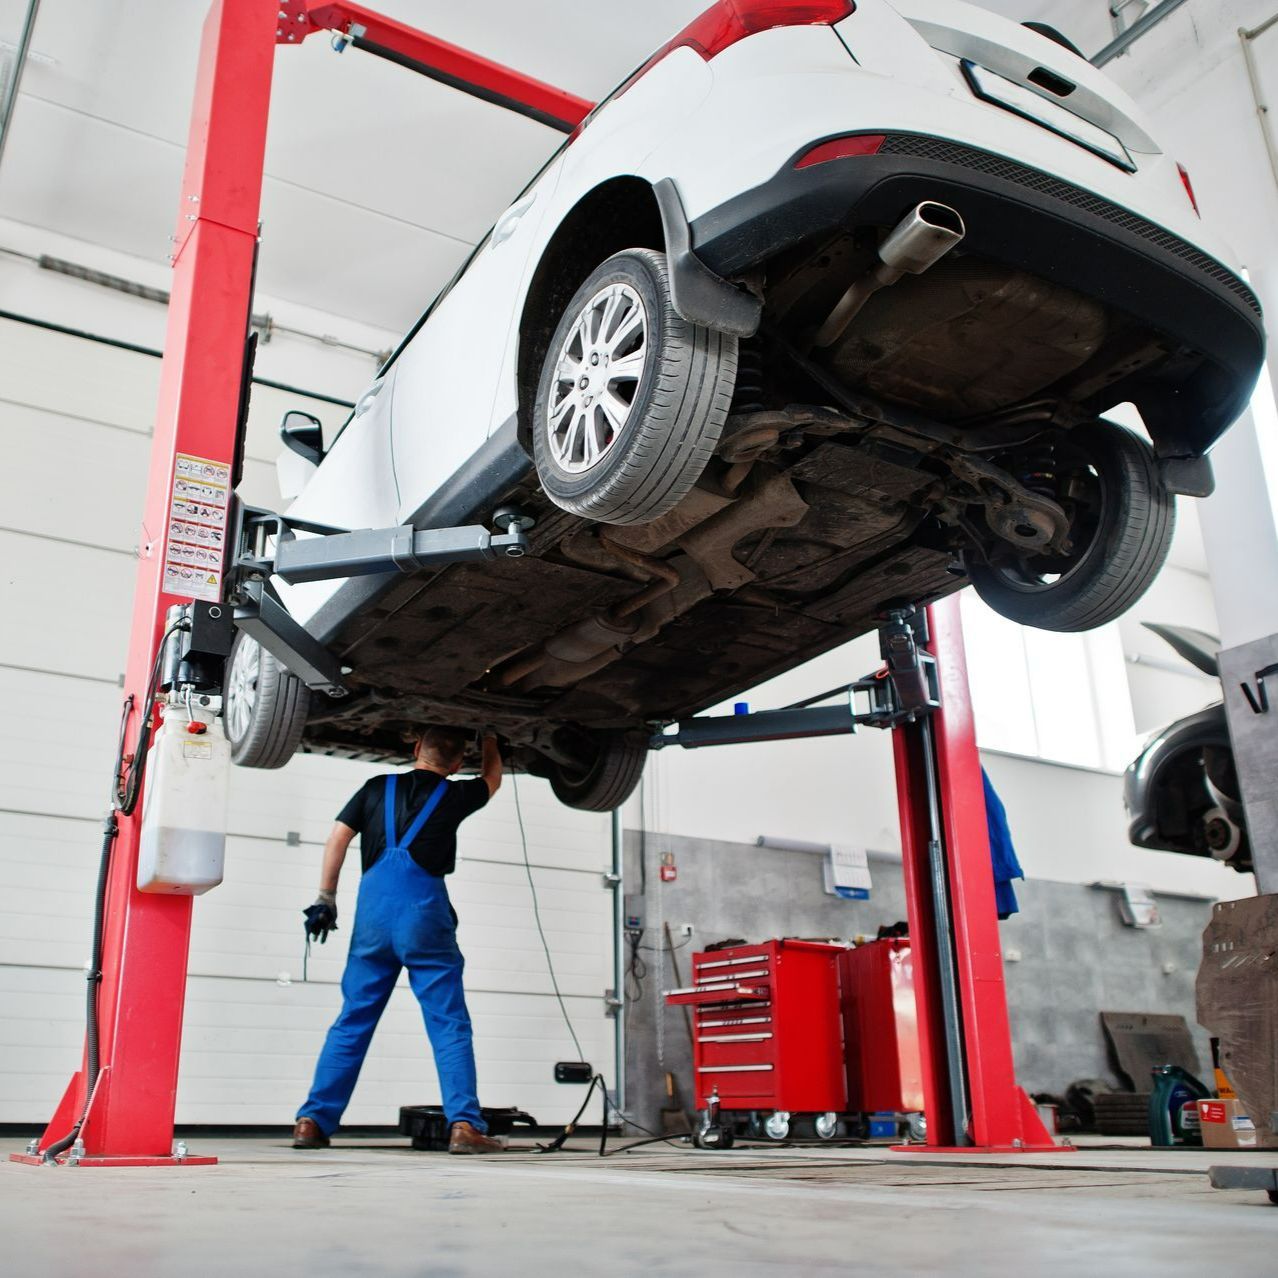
<box><xmin>226</xmin><ymin>0</ymin><xmax>1264</xmax><ymax>809</ymax></box>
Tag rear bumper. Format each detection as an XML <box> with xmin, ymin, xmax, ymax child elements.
<box><xmin>689</xmin><ymin>133</ymin><xmax>1265</xmax><ymax>457</ymax></box>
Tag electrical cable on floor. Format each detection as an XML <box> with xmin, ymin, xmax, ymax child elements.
<box><xmin>509</xmin><ymin>773</ymin><xmax>690</xmax><ymax>1158</ymax></box>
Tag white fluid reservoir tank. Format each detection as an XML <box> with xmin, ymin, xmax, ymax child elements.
<box><xmin>138</xmin><ymin>704</ymin><xmax>230</xmax><ymax>895</ymax></box>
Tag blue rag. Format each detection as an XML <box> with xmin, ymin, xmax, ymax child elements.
<box><xmin>982</xmin><ymin>768</ymin><xmax>1023</xmax><ymax>919</ymax></box>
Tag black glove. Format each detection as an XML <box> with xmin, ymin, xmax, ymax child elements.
<box><xmin>303</xmin><ymin>892</ymin><xmax>338</xmax><ymax>943</ymax></box>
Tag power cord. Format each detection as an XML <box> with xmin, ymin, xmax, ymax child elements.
<box><xmin>625</xmin><ymin>928</ymin><xmax>647</xmax><ymax>1001</ymax></box>
<box><xmin>509</xmin><ymin>773</ymin><xmax>689</xmax><ymax>1158</ymax></box>
<box><xmin>510</xmin><ymin>772</ymin><xmax>584</xmax><ymax>1062</ymax></box>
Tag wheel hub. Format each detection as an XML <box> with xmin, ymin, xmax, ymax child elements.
<box><xmin>546</xmin><ymin>282</ymin><xmax>647</xmax><ymax>475</ymax></box>
<box><xmin>224</xmin><ymin>637</ymin><xmax>259</xmax><ymax>744</ymax></box>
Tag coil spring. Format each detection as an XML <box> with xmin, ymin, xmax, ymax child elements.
<box><xmin>730</xmin><ymin>339</ymin><xmax>765</xmax><ymax>414</ymax></box>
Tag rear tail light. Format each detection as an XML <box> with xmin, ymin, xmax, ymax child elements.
<box><xmin>794</xmin><ymin>132</ymin><xmax>885</xmax><ymax>168</ymax></box>
<box><xmin>1176</xmin><ymin>162</ymin><xmax>1201</xmax><ymax>217</ymax></box>
<box><xmin>616</xmin><ymin>0</ymin><xmax>855</xmax><ymax>99</ymax></box>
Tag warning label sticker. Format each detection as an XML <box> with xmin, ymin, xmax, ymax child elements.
<box><xmin>162</xmin><ymin>453</ymin><xmax>231</xmax><ymax>602</ymax></box>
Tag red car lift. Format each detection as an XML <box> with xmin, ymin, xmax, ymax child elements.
<box><xmin>13</xmin><ymin>0</ymin><xmax>1051</xmax><ymax>1166</ymax></box>
<box><xmin>12</xmin><ymin>0</ymin><xmax>591</xmax><ymax>1170</ymax></box>
<box><xmin>654</xmin><ymin>601</ymin><xmax>1056</xmax><ymax>1151</ymax></box>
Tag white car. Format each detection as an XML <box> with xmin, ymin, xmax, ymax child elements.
<box><xmin>225</xmin><ymin>0</ymin><xmax>1264</xmax><ymax>809</ymax></box>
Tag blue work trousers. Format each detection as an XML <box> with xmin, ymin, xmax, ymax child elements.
<box><xmin>298</xmin><ymin>846</ymin><xmax>485</xmax><ymax>1135</ymax></box>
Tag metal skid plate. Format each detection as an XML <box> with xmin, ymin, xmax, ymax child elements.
<box><xmin>228</xmin><ymin>504</ymin><xmax>532</xmax><ymax>695</ymax></box>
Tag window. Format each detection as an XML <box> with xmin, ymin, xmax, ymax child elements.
<box><xmin>960</xmin><ymin>590</ymin><xmax>1138</xmax><ymax>771</ymax></box>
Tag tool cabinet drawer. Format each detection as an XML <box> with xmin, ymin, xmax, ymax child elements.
<box><xmin>666</xmin><ymin>982</ymin><xmax>771</xmax><ymax>1007</ymax></box>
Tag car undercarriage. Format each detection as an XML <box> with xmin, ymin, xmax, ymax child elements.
<box><xmin>296</xmin><ymin>229</ymin><xmax>1211</xmax><ymax>774</ymax></box>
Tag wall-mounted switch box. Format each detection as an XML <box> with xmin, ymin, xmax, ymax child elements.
<box><xmin>623</xmin><ymin>893</ymin><xmax>645</xmax><ymax>931</ymax></box>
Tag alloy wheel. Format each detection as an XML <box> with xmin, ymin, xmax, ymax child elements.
<box><xmin>225</xmin><ymin>636</ymin><xmax>260</xmax><ymax>743</ymax></box>
<box><xmin>545</xmin><ymin>282</ymin><xmax>648</xmax><ymax>474</ymax></box>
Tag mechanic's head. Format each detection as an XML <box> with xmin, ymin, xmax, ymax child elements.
<box><xmin>414</xmin><ymin>725</ymin><xmax>467</xmax><ymax>773</ymax></box>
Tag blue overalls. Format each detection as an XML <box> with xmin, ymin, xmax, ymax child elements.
<box><xmin>298</xmin><ymin>774</ymin><xmax>486</xmax><ymax>1135</ymax></box>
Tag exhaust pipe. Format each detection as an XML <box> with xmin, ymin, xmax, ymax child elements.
<box><xmin>814</xmin><ymin>201</ymin><xmax>965</xmax><ymax>349</ymax></box>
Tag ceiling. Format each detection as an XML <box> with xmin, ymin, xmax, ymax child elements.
<box><xmin>0</xmin><ymin>0</ymin><xmax>711</xmax><ymax>333</ymax></box>
<box><xmin>0</xmin><ymin>0</ymin><xmax>1113</xmax><ymax>336</ymax></box>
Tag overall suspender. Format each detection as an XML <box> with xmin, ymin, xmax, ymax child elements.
<box><xmin>384</xmin><ymin>772</ymin><xmax>450</xmax><ymax>855</ymax></box>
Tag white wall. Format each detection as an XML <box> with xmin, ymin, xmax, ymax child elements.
<box><xmin>0</xmin><ymin>217</ymin><xmax>615</xmax><ymax>1126</ymax></box>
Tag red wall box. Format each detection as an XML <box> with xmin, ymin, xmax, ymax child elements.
<box><xmin>839</xmin><ymin>938</ymin><xmax>925</xmax><ymax>1113</ymax></box>
<box><xmin>666</xmin><ymin>940</ymin><xmax>847</xmax><ymax>1113</ymax></box>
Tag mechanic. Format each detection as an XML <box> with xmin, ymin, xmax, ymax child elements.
<box><xmin>292</xmin><ymin>726</ymin><xmax>504</xmax><ymax>1155</ymax></box>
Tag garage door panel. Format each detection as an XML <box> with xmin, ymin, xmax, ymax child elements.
<box><xmin>227</xmin><ymin>756</ymin><xmax>385</xmax><ymax>843</ymax></box>
<box><xmin>0</xmin><ymin>317</ymin><xmax>161</xmax><ymax>431</ymax></box>
<box><xmin>0</xmin><ymin>967</ymin><xmax>86</xmax><ymax>1120</ymax></box>
<box><xmin>0</xmin><ymin>674</ymin><xmax>124</xmax><ymax>821</ymax></box>
<box><xmin>1</xmin><ymin>403</ymin><xmax>277</xmax><ymax>551</ymax></box>
<box><xmin>2</xmin><ymin>406</ymin><xmax>147</xmax><ymax>549</ymax></box>
<box><xmin>0</xmin><ymin>533</ymin><xmax>133</xmax><ymax>680</ymax></box>
<box><xmin>175</xmin><ymin>978</ymin><xmax>607</xmax><ymax>1124</ymax></box>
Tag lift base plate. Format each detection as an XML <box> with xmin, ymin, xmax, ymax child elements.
<box><xmin>9</xmin><ymin>1153</ymin><xmax>218</xmax><ymax>1168</ymax></box>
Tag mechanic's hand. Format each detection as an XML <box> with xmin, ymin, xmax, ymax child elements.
<box><xmin>303</xmin><ymin>890</ymin><xmax>338</xmax><ymax>943</ymax></box>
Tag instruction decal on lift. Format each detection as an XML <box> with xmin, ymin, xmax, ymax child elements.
<box><xmin>163</xmin><ymin>452</ymin><xmax>231</xmax><ymax>602</ymax></box>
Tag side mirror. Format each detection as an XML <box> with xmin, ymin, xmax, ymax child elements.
<box><xmin>280</xmin><ymin>410</ymin><xmax>324</xmax><ymax>466</ymax></box>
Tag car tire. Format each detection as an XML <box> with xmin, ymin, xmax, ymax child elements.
<box><xmin>969</xmin><ymin>420</ymin><xmax>1174</xmax><ymax>632</ymax></box>
<box><xmin>546</xmin><ymin>729</ymin><xmax>647</xmax><ymax>812</ymax></box>
<box><xmin>223</xmin><ymin>632</ymin><xmax>310</xmax><ymax>769</ymax></box>
<box><xmin>533</xmin><ymin>248</ymin><xmax>738</xmax><ymax>526</ymax></box>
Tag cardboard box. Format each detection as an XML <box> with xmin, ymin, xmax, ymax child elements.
<box><xmin>1197</xmin><ymin>1098</ymin><xmax>1258</xmax><ymax>1150</ymax></box>
<box><xmin>1196</xmin><ymin>894</ymin><xmax>1278</xmax><ymax>1149</ymax></box>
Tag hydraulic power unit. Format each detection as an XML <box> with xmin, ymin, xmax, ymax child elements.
<box><xmin>137</xmin><ymin>705</ymin><xmax>231</xmax><ymax>895</ymax></box>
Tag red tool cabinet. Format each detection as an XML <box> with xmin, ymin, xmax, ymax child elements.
<box><xmin>839</xmin><ymin>938</ymin><xmax>924</xmax><ymax>1113</ymax></box>
<box><xmin>666</xmin><ymin>940</ymin><xmax>847</xmax><ymax>1113</ymax></box>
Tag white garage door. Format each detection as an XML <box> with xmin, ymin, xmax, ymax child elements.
<box><xmin>0</xmin><ymin>317</ymin><xmax>616</xmax><ymax>1128</ymax></box>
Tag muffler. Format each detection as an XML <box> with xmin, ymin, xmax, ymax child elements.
<box><xmin>814</xmin><ymin>201</ymin><xmax>965</xmax><ymax>348</ymax></box>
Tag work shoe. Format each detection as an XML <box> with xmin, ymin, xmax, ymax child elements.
<box><xmin>448</xmin><ymin>1121</ymin><xmax>503</xmax><ymax>1155</ymax></box>
<box><xmin>292</xmin><ymin>1117</ymin><xmax>330</xmax><ymax>1149</ymax></box>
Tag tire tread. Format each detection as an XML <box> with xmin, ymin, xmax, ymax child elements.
<box><xmin>534</xmin><ymin>249</ymin><xmax>738</xmax><ymax>526</ymax></box>
<box><xmin>227</xmin><ymin>635</ymin><xmax>310</xmax><ymax>770</ymax></box>
<box><xmin>971</xmin><ymin>422</ymin><xmax>1175</xmax><ymax>632</ymax></box>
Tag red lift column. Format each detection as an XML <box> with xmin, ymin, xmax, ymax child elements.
<box><xmin>15</xmin><ymin>0</ymin><xmax>592</xmax><ymax>1170</ymax></box>
<box><xmin>13</xmin><ymin>0</ymin><xmax>279</xmax><ymax>1167</ymax></box>
<box><xmin>894</xmin><ymin>596</ymin><xmax>1056</xmax><ymax>1151</ymax></box>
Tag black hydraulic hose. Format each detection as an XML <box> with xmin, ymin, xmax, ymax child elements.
<box><xmin>42</xmin><ymin>811</ymin><xmax>117</xmax><ymax>1163</ymax></box>
<box><xmin>41</xmin><ymin>624</ymin><xmax>182</xmax><ymax>1161</ymax></box>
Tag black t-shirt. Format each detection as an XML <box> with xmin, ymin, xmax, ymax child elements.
<box><xmin>336</xmin><ymin>770</ymin><xmax>490</xmax><ymax>877</ymax></box>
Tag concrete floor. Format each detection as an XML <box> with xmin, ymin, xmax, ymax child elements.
<box><xmin>3</xmin><ymin>1134</ymin><xmax>1274</xmax><ymax>1276</ymax></box>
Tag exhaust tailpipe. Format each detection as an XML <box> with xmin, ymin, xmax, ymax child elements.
<box><xmin>814</xmin><ymin>201</ymin><xmax>965</xmax><ymax>349</ymax></box>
